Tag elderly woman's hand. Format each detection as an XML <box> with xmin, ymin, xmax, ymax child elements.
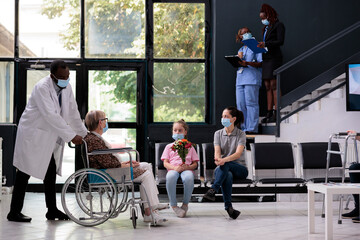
<box><xmin>347</xmin><ymin>130</ymin><xmax>357</xmax><ymax>135</ymax></box>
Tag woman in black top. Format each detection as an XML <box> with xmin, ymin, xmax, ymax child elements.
<box><xmin>257</xmin><ymin>4</ymin><xmax>285</xmax><ymax>123</ymax></box>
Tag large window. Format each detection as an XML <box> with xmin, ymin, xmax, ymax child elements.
<box><xmin>19</xmin><ymin>0</ymin><xmax>80</xmax><ymax>58</ymax></box>
<box><xmin>88</xmin><ymin>70</ymin><xmax>137</xmax><ymax>122</ymax></box>
<box><xmin>0</xmin><ymin>62</ymin><xmax>14</xmax><ymax>123</ymax></box>
<box><xmin>8</xmin><ymin>0</ymin><xmax>209</xmax><ymax>187</ymax></box>
<box><xmin>88</xmin><ymin>69</ymin><xmax>138</xmax><ymax>153</ymax></box>
<box><xmin>0</xmin><ymin>1</ymin><xmax>15</xmax><ymax>57</ymax></box>
<box><xmin>153</xmin><ymin>62</ymin><xmax>205</xmax><ymax>122</ymax></box>
<box><xmin>153</xmin><ymin>3</ymin><xmax>205</xmax><ymax>59</ymax></box>
<box><xmin>152</xmin><ymin>2</ymin><xmax>207</xmax><ymax>122</ymax></box>
<box><xmin>85</xmin><ymin>0</ymin><xmax>145</xmax><ymax>58</ymax></box>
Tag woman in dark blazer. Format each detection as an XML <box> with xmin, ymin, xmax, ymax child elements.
<box><xmin>257</xmin><ymin>4</ymin><xmax>285</xmax><ymax>123</ymax></box>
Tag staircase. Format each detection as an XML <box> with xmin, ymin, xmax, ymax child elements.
<box><xmin>271</xmin><ymin>21</ymin><xmax>360</xmax><ymax>137</ymax></box>
<box><xmin>280</xmin><ymin>74</ymin><xmax>346</xmax><ymax>124</ymax></box>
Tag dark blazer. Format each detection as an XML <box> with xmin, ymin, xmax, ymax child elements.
<box><xmin>263</xmin><ymin>20</ymin><xmax>285</xmax><ymax>60</ymax></box>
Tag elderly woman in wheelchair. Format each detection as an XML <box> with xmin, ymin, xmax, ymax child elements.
<box><xmin>62</xmin><ymin>110</ymin><xmax>168</xmax><ymax>227</ymax></box>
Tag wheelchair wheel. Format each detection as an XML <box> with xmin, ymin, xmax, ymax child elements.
<box><xmin>61</xmin><ymin>169</ymin><xmax>118</xmax><ymax>227</ymax></box>
<box><xmin>131</xmin><ymin>207</ymin><xmax>137</xmax><ymax>229</ymax></box>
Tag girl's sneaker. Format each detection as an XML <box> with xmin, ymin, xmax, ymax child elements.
<box><xmin>181</xmin><ymin>204</ymin><xmax>188</xmax><ymax>217</ymax></box>
<box><xmin>173</xmin><ymin>207</ymin><xmax>185</xmax><ymax>218</ymax></box>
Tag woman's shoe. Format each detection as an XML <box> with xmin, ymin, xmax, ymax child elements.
<box><xmin>45</xmin><ymin>209</ymin><xmax>70</xmax><ymax>220</ymax></box>
<box><xmin>203</xmin><ymin>188</ymin><xmax>216</xmax><ymax>202</ymax></box>
<box><xmin>226</xmin><ymin>206</ymin><xmax>241</xmax><ymax>220</ymax></box>
<box><xmin>154</xmin><ymin>203</ymin><xmax>169</xmax><ymax>211</ymax></box>
<box><xmin>261</xmin><ymin>110</ymin><xmax>273</xmax><ymax>124</ymax></box>
<box><xmin>267</xmin><ymin>110</ymin><xmax>277</xmax><ymax>123</ymax></box>
<box><xmin>342</xmin><ymin>208</ymin><xmax>360</xmax><ymax>219</ymax></box>
<box><xmin>143</xmin><ymin>211</ymin><xmax>167</xmax><ymax>224</ymax></box>
<box><xmin>352</xmin><ymin>216</ymin><xmax>360</xmax><ymax>223</ymax></box>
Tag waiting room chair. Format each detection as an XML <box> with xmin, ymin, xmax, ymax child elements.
<box><xmin>250</xmin><ymin>142</ymin><xmax>305</xmax><ymax>185</ymax></box>
<box><xmin>201</xmin><ymin>143</ymin><xmax>253</xmax><ymax>187</ymax></box>
<box><xmin>298</xmin><ymin>142</ymin><xmax>349</xmax><ymax>183</ymax></box>
<box><xmin>155</xmin><ymin>142</ymin><xmax>201</xmax><ymax>186</ymax></box>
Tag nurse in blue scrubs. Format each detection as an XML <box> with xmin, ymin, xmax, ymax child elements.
<box><xmin>235</xmin><ymin>27</ymin><xmax>262</xmax><ymax>133</ymax></box>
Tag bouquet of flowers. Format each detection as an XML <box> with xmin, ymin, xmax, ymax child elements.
<box><xmin>171</xmin><ymin>139</ymin><xmax>194</xmax><ymax>163</ymax></box>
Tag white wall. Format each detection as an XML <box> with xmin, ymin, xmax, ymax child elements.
<box><xmin>277</xmin><ymin>87</ymin><xmax>360</xmax><ymax>143</ymax></box>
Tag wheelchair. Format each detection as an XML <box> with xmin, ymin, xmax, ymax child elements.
<box><xmin>61</xmin><ymin>140</ymin><xmax>155</xmax><ymax>228</ymax></box>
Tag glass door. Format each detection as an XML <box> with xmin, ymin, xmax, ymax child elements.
<box><xmin>85</xmin><ymin>63</ymin><xmax>146</xmax><ymax>162</ymax></box>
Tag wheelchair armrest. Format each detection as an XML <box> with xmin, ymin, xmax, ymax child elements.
<box><xmin>88</xmin><ymin>148</ymin><xmax>140</xmax><ymax>167</ymax></box>
<box><xmin>88</xmin><ymin>147</ymin><xmax>133</xmax><ymax>155</ymax></box>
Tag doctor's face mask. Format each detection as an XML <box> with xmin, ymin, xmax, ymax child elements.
<box><xmin>52</xmin><ymin>67</ymin><xmax>70</xmax><ymax>88</ymax></box>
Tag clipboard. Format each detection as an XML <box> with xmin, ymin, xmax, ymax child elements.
<box><xmin>241</xmin><ymin>38</ymin><xmax>267</xmax><ymax>54</ymax></box>
<box><xmin>224</xmin><ymin>55</ymin><xmax>246</xmax><ymax>68</ymax></box>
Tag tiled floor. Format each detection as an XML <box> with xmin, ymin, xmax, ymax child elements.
<box><xmin>1</xmin><ymin>193</ymin><xmax>360</xmax><ymax>240</ymax></box>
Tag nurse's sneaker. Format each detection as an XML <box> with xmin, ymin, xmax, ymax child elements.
<box><xmin>143</xmin><ymin>211</ymin><xmax>167</xmax><ymax>224</ymax></box>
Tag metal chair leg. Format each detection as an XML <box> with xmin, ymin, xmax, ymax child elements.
<box><xmin>321</xmin><ymin>194</ymin><xmax>326</xmax><ymax>218</ymax></box>
<box><xmin>338</xmin><ymin>194</ymin><xmax>344</xmax><ymax>224</ymax></box>
<box><xmin>345</xmin><ymin>195</ymin><xmax>353</xmax><ymax>210</ymax></box>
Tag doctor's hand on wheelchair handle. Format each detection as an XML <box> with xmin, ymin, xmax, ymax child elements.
<box><xmin>71</xmin><ymin>135</ymin><xmax>83</xmax><ymax>145</ymax></box>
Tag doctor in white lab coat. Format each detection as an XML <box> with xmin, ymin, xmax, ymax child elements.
<box><xmin>7</xmin><ymin>60</ymin><xmax>87</xmax><ymax>222</ymax></box>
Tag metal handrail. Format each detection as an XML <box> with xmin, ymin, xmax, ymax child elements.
<box><xmin>274</xmin><ymin>21</ymin><xmax>360</xmax><ymax>75</ymax></box>
<box><xmin>274</xmin><ymin>21</ymin><xmax>360</xmax><ymax>137</ymax></box>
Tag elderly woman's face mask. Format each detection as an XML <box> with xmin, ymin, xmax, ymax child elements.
<box><xmin>100</xmin><ymin>118</ymin><xmax>108</xmax><ymax>133</ymax></box>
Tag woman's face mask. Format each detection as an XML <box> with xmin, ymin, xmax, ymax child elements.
<box><xmin>261</xmin><ymin>19</ymin><xmax>270</xmax><ymax>26</ymax></box>
<box><xmin>102</xmin><ymin>121</ymin><xmax>109</xmax><ymax>133</ymax></box>
<box><xmin>221</xmin><ymin>118</ymin><xmax>232</xmax><ymax>128</ymax></box>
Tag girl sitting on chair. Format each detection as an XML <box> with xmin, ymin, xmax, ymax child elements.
<box><xmin>84</xmin><ymin>110</ymin><xmax>168</xmax><ymax>224</ymax></box>
<box><xmin>161</xmin><ymin>119</ymin><xmax>200</xmax><ymax>218</ymax></box>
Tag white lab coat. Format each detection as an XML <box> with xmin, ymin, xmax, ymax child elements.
<box><xmin>13</xmin><ymin>75</ymin><xmax>88</xmax><ymax>180</ymax></box>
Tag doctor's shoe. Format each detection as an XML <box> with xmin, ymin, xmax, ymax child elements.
<box><xmin>46</xmin><ymin>209</ymin><xmax>70</xmax><ymax>220</ymax></box>
<box><xmin>226</xmin><ymin>206</ymin><xmax>241</xmax><ymax>220</ymax></box>
<box><xmin>7</xmin><ymin>212</ymin><xmax>32</xmax><ymax>222</ymax></box>
<box><xmin>203</xmin><ymin>188</ymin><xmax>216</xmax><ymax>202</ymax></box>
<box><xmin>342</xmin><ymin>208</ymin><xmax>360</xmax><ymax>219</ymax></box>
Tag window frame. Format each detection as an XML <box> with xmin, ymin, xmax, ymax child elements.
<box><xmin>147</xmin><ymin>0</ymin><xmax>211</xmax><ymax>124</ymax></box>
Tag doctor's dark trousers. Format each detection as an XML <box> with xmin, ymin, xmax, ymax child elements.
<box><xmin>10</xmin><ymin>155</ymin><xmax>57</xmax><ymax>214</ymax></box>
